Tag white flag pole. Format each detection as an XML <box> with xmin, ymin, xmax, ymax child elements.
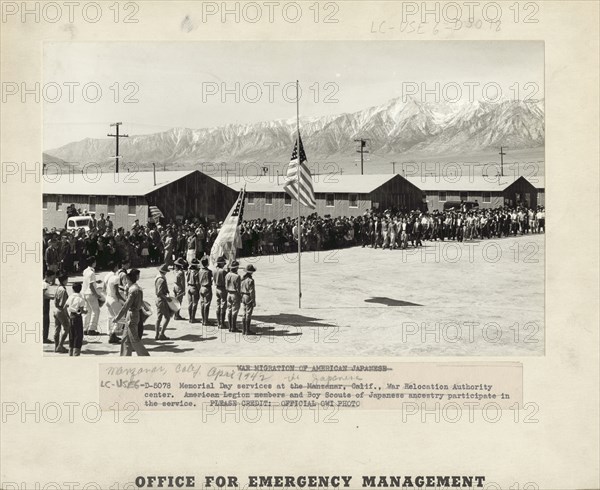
<box><xmin>296</xmin><ymin>79</ymin><xmax>302</xmax><ymax>309</ymax></box>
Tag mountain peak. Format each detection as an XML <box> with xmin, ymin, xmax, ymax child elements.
<box><xmin>44</xmin><ymin>98</ymin><xmax>544</xmax><ymax>168</ymax></box>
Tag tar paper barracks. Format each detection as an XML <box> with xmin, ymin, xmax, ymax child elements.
<box><xmin>43</xmin><ymin>169</ymin><xmax>541</xmax><ymax>229</ymax></box>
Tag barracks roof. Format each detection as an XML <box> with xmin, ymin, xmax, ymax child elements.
<box><xmin>405</xmin><ymin>175</ymin><xmax>536</xmax><ymax>192</ymax></box>
<box><xmin>43</xmin><ymin>170</ymin><xmax>197</xmax><ymax>196</ymax></box>
<box><xmin>215</xmin><ymin>173</ymin><xmax>416</xmax><ymax>194</ymax></box>
<box><xmin>530</xmin><ymin>176</ymin><xmax>544</xmax><ymax>189</ymax></box>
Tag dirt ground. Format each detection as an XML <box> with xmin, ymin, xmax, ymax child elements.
<box><xmin>44</xmin><ymin>234</ymin><xmax>544</xmax><ymax>357</ymax></box>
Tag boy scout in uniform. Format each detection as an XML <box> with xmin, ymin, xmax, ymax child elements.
<box><xmin>213</xmin><ymin>256</ymin><xmax>228</xmax><ymax>328</ymax></box>
<box><xmin>225</xmin><ymin>260</ymin><xmax>241</xmax><ymax>332</ymax></box>
<box><xmin>154</xmin><ymin>264</ymin><xmax>172</xmax><ymax>340</ymax></box>
<box><xmin>198</xmin><ymin>256</ymin><xmax>213</xmax><ymax>325</ymax></box>
<box><xmin>240</xmin><ymin>264</ymin><xmax>257</xmax><ymax>335</ymax></box>
<box><xmin>186</xmin><ymin>259</ymin><xmax>200</xmax><ymax>323</ymax></box>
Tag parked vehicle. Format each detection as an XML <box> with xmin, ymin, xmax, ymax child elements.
<box><xmin>443</xmin><ymin>200</ymin><xmax>480</xmax><ymax>212</ymax></box>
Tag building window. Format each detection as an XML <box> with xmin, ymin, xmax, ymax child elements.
<box><xmin>56</xmin><ymin>195</ymin><xmax>62</xmax><ymax>211</ymax></box>
<box><xmin>265</xmin><ymin>193</ymin><xmax>273</xmax><ymax>205</ymax></box>
<box><xmin>128</xmin><ymin>197</ymin><xmax>137</xmax><ymax>215</ymax></box>
<box><xmin>438</xmin><ymin>191</ymin><xmax>447</xmax><ymax>202</ymax></box>
<box><xmin>247</xmin><ymin>193</ymin><xmax>255</xmax><ymax>205</ymax></box>
<box><xmin>460</xmin><ymin>191</ymin><xmax>469</xmax><ymax>201</ymax></box>
<box><xmin>326</xmin><ymin>193</ymin><xmax>334</xmax><ymax>207</ymax></box>
<box><xmin>89</xmin><ymin>196</ymin><xmax>96</xmax><ymax>212</ymax></box>
<box><xmin>107</xmin><ymin>197</ymin><xmax>116</xmax><ymax>214</ymax></box>
<box><xmin>482</xmin><ymin>192</ymin><xmax>491</xmax><ymax>203</ymax></box>
<box><xmin>284</xmin><ymin>193</ymin><xmax>292</xmax><ymax>206</ymax></box>
<box><xmin>349</xmin><ymin>194</ymin><xmax>358</xmax><ymax>208</ymax></box>
<box><xmin>42</xmin><ymin>195</ymin><xmax>48</xmax><ymax>210</ymax></box>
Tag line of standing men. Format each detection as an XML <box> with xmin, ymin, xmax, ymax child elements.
<box><xmin>159</xmin><ymin>255</ymin><xmax>257</xmax><ymax>337</ymax></box>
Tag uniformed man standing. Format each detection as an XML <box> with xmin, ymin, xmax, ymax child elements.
<box><xmin>225</xmin><ymin>260</ymin><xmax>241</xmax><ymax>333</ymax></box>
<box><xmin>198</xmin><ymin>256</ymin><xmax>213</xmax><ymax>325</ymax></box>
<box><xmin>154</xmin><ymin>264</ymin><xmax>172</xmax><ymax>340</ymax></box>
<box><xmin>240</xmin><ymin>264</ymin><xmax>257</xmax><ymax>335</ymax></box>
<box><xmin>186</xmin><ymin>258</ymin><xmax>200</xmax><ymax>323</ymax></box>
<box><xmin>213</xmin><ymin>256</ymin><xmax>228</xmax><ymax>328</ymax></box>
<box><xmin>114</xmin><ymin>269</ymin><xmax>150</xmax><ymax>356</ymax></box>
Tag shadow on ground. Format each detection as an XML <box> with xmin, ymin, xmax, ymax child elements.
<box><xmin>364</xmin><ymin>297</ymin><xmax>423</xmax><ymax>307</ymax></box>
<box><xmin>176</xmin><ymin>334</ymin><xmax>218</xmax><ymax>342</ymax></box>
<box><xmin>252</xmin><ymin>325</ymin><xmax>302</xmax><ymax>337</ymax></box>
<box><xmin>252</xmin><ymin>313</ymin><xmax>337</xmax><ymax>328</ymax></box>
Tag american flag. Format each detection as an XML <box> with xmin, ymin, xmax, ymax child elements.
<box><xmin>283</xmin><ymin>134</ymin><xmax>316</xmax><ymax>209</ymax></box>
<box><xmin>149</xmin><ymin>205</ymin><xmax>164</xmax><ymax>220</ymax></box>
<box><xmin>209</xmin><ymin>187</ymin><xmax>246</xmax><ymax>265</ymax></box>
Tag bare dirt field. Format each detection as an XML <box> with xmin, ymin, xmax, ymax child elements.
<box><xmin>44</xmin><ymin>234</ymin><xmax>544</xmax><ymax>357</ymax></box>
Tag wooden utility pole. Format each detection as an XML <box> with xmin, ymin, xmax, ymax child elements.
<box><xmin>391</xmin><ymin>161</ymin><xmax>397</xmax><ymax>174</ymax></box>
<box><xmin>499</xmin><ymin>146</ymin><xmax>506</xmax><ymax>177</ymax></box>
<box><xmin>354</xmin><ymin>138</ymin><xmax>369</xmax><ymax>175</ymax></box>
<box><xmin>107</xmin><ymin>122</ymin><xmax>129</xmax><ymax>173</ymax></box>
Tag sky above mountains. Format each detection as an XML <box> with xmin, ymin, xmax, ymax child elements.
<box><xmin>43</xmin><ymin>41</ymin><xmax>544</xmax><ymax>149</ymax></box>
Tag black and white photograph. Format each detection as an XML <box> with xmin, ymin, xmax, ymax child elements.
<box><xmin>41</xmin><ymin>41</ymin><xmax>546</xmax><ymax>357</ymax></box>
<box><xmin>2</xmin><ymin>2</ymin><xmax>599</xmax><ymax>490</ymax></box>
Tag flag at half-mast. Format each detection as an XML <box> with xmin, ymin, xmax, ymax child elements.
<box><xmin>210</xmin><ymin>187</ymin><xmax>246</xmax><ymax>264</ymax></box>
<box><xmin>283</xmin><ymin>134</ymin><xmax>316</xmax><ymax>209</ymax></box>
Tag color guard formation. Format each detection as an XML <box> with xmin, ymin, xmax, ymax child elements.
<box><xmin>43</xmin><ymin>256</ymin><xmax>257</xmax><ymax>356</ymax></box>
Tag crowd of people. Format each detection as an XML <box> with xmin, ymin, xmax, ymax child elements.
<box><xmin>43</xmin><ymin>205</ymin><xmax>545</xmax><ymax>276</ymax></box>
<box><xmin>42</xmin><ymin>203</ymin><xmax>544</xmax><ymax>356</ymax></box>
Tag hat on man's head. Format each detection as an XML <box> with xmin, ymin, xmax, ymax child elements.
<box><xmin>158</xmin><ymin>264</ymin><xmax>170</xmax><ymax>274</ymax></box>
<box><xmin>174</xmin><ymin>258</ymin><xmax>186</xmax><ymax>268</ymax></box>
<box><xmin>245</xmin><ymin>264</ymin><xmax>256</xmax><ymax>273</ymax></box>
<box><xmin>216</xmin><ymin>256</ymin><xmax>226</xmax><ymax>265</ymax></box>
<box><xmin>126</xmin><ymin>269</ymin><xmax>140</xmax><ymax>282</ymax></box>
<box><xmin>230</xmin><ymin>260</ymin><xmax>239</xmax><ymax>269</ymax></box>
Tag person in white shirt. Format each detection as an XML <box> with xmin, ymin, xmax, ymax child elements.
<box><xmin>82</xmin><ymin>257</ymin><xmax>101</xmax><ymax>335</ymax></box>
<box><xmin>104</xmin><ymin>262</ymin><xmax>127</xmax><ymax>344</ymax></box>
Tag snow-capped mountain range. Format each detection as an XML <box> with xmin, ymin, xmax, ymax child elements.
<box><xmin>44</xmin><ymin>97</ymin><xmax>544</xmax><ymax>170</ymax></box>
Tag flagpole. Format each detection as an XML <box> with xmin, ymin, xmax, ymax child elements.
<box><xmin>296</xmin><ymin>79</ymin><xmax>302</xmax><ymax>309</ymax></box>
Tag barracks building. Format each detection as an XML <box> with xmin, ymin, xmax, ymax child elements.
<box><xmin>43</xmin><ymin>170</ymin><xmax>237</xmax><ymax>230</ymax></box>
<box><xmin>405</xmin><ymin>175</ymin><xmax>539</xmax><ymax>212</ymax></box>
<box><xmin>217</xmin><ymin>173</ymin><xmax>426</xmax><ymax>220</ymax></box>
